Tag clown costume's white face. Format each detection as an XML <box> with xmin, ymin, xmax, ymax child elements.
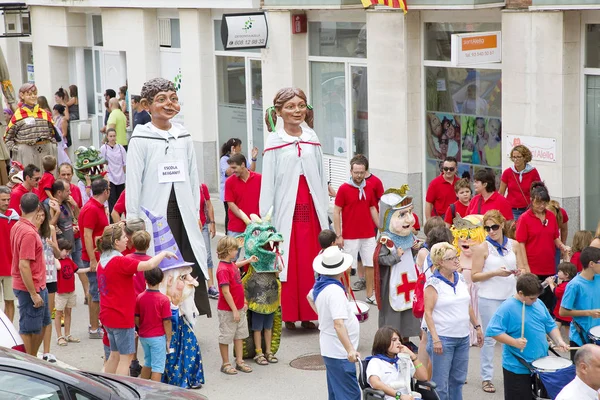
<box><xmin>389</xmin><ymin>206</ymin><xmax>415</xmax><ymax>237</ymax></box>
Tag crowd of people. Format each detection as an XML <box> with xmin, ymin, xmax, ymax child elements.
<box><xmin>1</xmin><ymin>79</ymin><xmax>600</xmax><ymax>400</ymax></box>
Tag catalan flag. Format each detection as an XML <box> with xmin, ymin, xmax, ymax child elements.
<box><xmin>361</xmin><ymin>0</ymin><xmax>408</xmax><ymax>13</ymax></box>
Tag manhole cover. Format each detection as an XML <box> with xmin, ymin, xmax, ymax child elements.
<box><xmin>289</xmin><ymin>353</ymin><xmax>326</xmax><ymax>370</ymax></box>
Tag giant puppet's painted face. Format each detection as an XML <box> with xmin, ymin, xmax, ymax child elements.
<box><xmin>451</xmin><ymin>214</ymin><xmax>486</xmax><ymax>257</ymax></box>
<box><xmin>388</xmin><ymin>205</ymin><xmax>416</xmax><ymax>237</ymax></box>
<box><xmin>240</xmin><ymin>211</ymin><xmax>284</xmax><ymax>273</ymax></box>
<box><xmin>160</xmin><ymin>266</ymin><xmax>199</xmax><ymax>326</ymax></box>
<box><xmin>73</xmin><ymin>146</ymin><xmax>107</xmax><ymax>181</ymax></box>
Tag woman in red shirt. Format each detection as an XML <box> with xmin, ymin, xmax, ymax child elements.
<box><xmin>96</xmin><ymin>223</ymin><xmax>176</xmax><ymax>376</ymax></box>
<box><xmin>515</xmin><ymin>182</ymin><xmax>570</xmax><ymax>314</ymax></box>
<box><xmin>499</xmin><ymin>145</ymin><xmax>541</xmax><ymax>220</ymax></box>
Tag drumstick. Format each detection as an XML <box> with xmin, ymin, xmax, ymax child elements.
<box><xmin>521</xmin><ymin>300</ymin><xmax>525</xmax><ymax>353</ymax></box>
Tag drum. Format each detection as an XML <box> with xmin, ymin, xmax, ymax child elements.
<box><xmin>588</xmin><ymin>326</ymin><xmax>600</xmax><ymax>345</ymax></box>
<box><xmin>531</xmin><ymin>356</ymin><xmax>572</xmax><ymax>373</ymax></box>
<box><xmin>351</xmin><ymin>300</ymin><xmax>370</xmax><ymax>323</ymax></box>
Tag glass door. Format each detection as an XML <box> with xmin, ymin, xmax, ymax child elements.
<box><xmin>249</xmin><ymin>58</ymin><xmax>263</xmax><ymax>172</ymax></box>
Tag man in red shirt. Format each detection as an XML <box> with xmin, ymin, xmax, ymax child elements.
<box><xmin>334</xmin><ymin>155</ymin><xmax>379</xmax><ymax>304</ymax></box>
<box><xmin>111</xmin><ymin>189</ymin><xmax>126</xmax><ymax>223</ymax></box>
<box><xmin>10</xmin><ymin>193</ymin><xmax>50</xmax><ymax>355</ymax></box>
<box><xmin>8</xmin><ymin>163</ymin><xmax>41</xmax><ymax>215</ymax></box>
<box><xmin>58</xmin><ymin>162</ymin><xmax>88</xmax><ymax>303</ymax></box>
<box><xmin>466</xmin><ymin>169</ymin><xmax>513</xmax><ymax>221</ymax></box>
<box><xmin>0</xmin><ymin>186</ymin><xmax>18</xmax><ymax>322</ymax></box>
<box><xmin>224</xmin><ymin>153</ymin><xmax>261</xmax><ymax>237</ymax></box>
<box><xmin>425</xmin><ymin>157</ymin><xmax>459</xmax><ymax>220</ymax></box>
<box><xmin>79</xmin><ymin>178</ymin><xmax>110</xmax><ymax>339</ymax></box>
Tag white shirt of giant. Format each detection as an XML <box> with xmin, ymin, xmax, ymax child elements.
<box><xmin>310</xmin><ymin>285</ymin><xmax>359</xmax><ymax>359</ymax></box>
<box><xmin>477</xmin><ymin>239</ymin><xmax>517</xmax><ymax>300</ymax></box>
<box><xmin>425</xmin><ymin>273</ymin><xmax>471</xmax><ymax>338</ymax></box>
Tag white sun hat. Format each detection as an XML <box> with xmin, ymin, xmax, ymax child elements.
<box><xmin>312</xmin><ymin>246</ymin><xmax>353</xmax><ymax>276</ymax></box>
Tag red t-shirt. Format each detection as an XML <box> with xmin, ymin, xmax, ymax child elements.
<box><xmin>135</xmin><ymin>290</ymin><xmax>172</xmax><ymax>338</ymax></box>
<box><xmin>9</xmin><ymin>184</ymin><xmax>39</xmax><ymax>215</ymax></box>
<box><xmin>0</xmin><ymin>210</ymin><xmax>18</xmax><ymax>276</ymax></box>
<box><xmin>571</xmin><ymin>251</ymin><xmax>582</xmax><ymax>272</ymax></box>
<box><xmin>366</xmin><ymin>174</ymin><xmax>384</xmax><ymax>211</ymax></box>
<box><xmin>444</xmin><ymin>200</ymin><xmax>469</xmax><ymax>225</ymax></box>
<box><xmin>553</xmin><ymin>281</ymin><xmax>572</xmax><ymax>322</ymax></box>
<box><xmin>501</xmin><ymin>167</ymin><xmax>541</xmax><ymax>209</ymax></box>
<box><xmin>38</xmin><ymin>171</ymin><xmax>55</xmax><ymax>202</ymax></box>
<box><xmin>79</xmin><ymin>197</ymin><xmax>109</xmax><ymax>262</ymax></box>
<box><xmin>224</xmin><ymin>171</ymin><xmax>261</xmax><ymax>233</ymax></box>
<box><xmin>127</xmin><ymin>253</ymin><xmax>151</xmax><ymax>296</ymax></box>
<box><xmin>466</xmin><ymin>192</ymin><xmax>513</xmax><ymax>221</ymax></box>
<box><xmin>113</xmin><ymin>190</ymin><xmax>126</xmax><ymax>217</ymax></box>
<box><xmin>57</xmin><ymin>258</ymin><xmax>79</xmax><ymax>294</ymax></box>
<box><xmin>10</xmin><ymin>218</ymin><xmax>45</xmax><ymax>292</ymax></box>
<box><xmin>70</xmin><ymin>184</ymin><xmax>83</xmax><ymax>240</ymax></box>
<box><xmin>334</xmin><ymin>182</ymin><xmax>376</xmax><ymax>239</ymax></box>
<box><xmin>413</xmin><ymin>213</ymin><xmax>420</xmax><ymax>231</ymax></box>
<box><xmin>425</xmin><ymin>175</ymin><xmax>459</xmax><ymax>217</ymax></box>
<box><xmin>97</xmin><ymin>255</ymin><xmax>141</xmax><ymax>329</ymax></box>
<box><xmin>216</xmin><ymin>261</ymin><xmax>245</xmax><ymax>311</ymax></box>
<box><xmin>199</xmin><ymin>184</ymin><xmax>210</xmax><ymax>226</ymax></box>
<box><xmin>515</xmin><ymin>209</ymin><xmax>559</xmax><ymax>276</ymax></box>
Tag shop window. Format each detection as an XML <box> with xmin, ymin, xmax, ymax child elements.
<box><xmin>424</xmin><ymin>66</ymin><xmax>502</xmax><ymax>189</ymax></box>
<box><xmin>584</xmin><ymin>75</ymin><xmax>600</xmax><ymax>229</ymax></box>
<box><xmin>311</xmin><ymin>62</ymin><xmax>346</xmax><ymax>156</ymax></box>
<box><xmin>92</xmin><ymin>15</ymin><xmax>103</xmax><ymax>46</ymax></box>
<box><xmin>585</xmin><ymin>25</ymin><xmax>600</xmax><ymax>68</ymax></box>
<box><xmin>309</xmin><ymin>22</ymin><xmax>366</xmax><ymax>58</ymax></box>
<box><xmin>425</xmin><ymin>23</ymin><xmax>501</xmax><ymax>62</ymax></box>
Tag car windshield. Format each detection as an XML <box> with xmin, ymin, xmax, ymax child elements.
<box><xmin>77</xmin><ymin>372</ymin><xmax>138</xmax><ymax>398</ymax></box>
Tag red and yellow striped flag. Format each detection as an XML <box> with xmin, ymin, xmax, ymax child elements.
<box><xmin>360</xmin><ymin>0</ymin><xmax>408</xmax><ymax>13</ymax></box>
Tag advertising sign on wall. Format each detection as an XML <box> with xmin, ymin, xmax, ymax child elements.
<box><xmin>451</xmin><ymin>31</ymin><xmax>502</xmax><ymax>66</ymax></box>
<box><xmin>221</xmin><ymin>12</ymin><xmax>268</xmax><ymax>50</ymax></box>
<box><xmin>505</xmin><ymin>135</ymin><xmax>557</xmax><ymax>163</ymax></box>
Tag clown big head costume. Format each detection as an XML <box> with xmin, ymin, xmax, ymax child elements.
<box><xmin>373</xmin><ymin>185</ymin><xmax>422</xmax><ymax>337</ymax></box>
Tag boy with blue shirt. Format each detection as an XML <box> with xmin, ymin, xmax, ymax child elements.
<box><xmin>559</xmin><ymin>246</ymin><xmax>600</xmax><ymax>360</ymax></box>
<box><xmin>486</xmin><ymin>273</ymin><xmax>568</xmax><ymax>400</ymax></box>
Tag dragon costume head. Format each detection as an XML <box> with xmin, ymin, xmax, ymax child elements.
<box><xmin>238</xmin><ymin>208</ymin><xmax>284</xmax><ymax>273</ymax></box>
<box><xmin>379</xmin><ymin>184</ymin><xmax>416</xmax><ymax>251</ymax></box>
<box><xmin>73</xmin><ymin>146</ymin><xmax>107</xmax><ymax>181</ymax></box>
<box><xmin>450</xmin><ymin>214</ymin><xmax>486</xmax><ymax>256</ymax></box>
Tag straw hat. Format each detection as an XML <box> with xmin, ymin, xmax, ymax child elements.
<box><xmin>312</xmin><ymin>246</ymin><xmax>353</xmax><ymax>276</ymax></box>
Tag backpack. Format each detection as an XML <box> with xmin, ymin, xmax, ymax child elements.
<box><xmin>412</xmin><ymin>256</ymin><xmax>433</xmax><ymax>319</ymax></box>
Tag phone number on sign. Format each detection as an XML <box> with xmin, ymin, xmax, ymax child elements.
<box><xmin>465</xmin><ymin>50</ymin><xmax>496</xmax><ymax>57</ymax></box>
<box><xmin>230</xmin><ymin>38</ymin><xmax>266</xmax><ymax>46</ymax></box>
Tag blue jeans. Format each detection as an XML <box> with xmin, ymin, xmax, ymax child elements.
<box><xmin>427</xmin><ymin>333</ymin><xmax>469</xmax><ymax>400</ymax></box>
<box><xmin>202</xmin><ymin>224</ymin><xmax>213</xmax><ymax>270</ymax></box>
<box><xmin>322</xmin><ymin>356</ymin><xmax>361</xmax><ymax>400</ymax></box>
<box><xmin>512</xmin><ymin>207</ymin><xmax>527</xmax><ymax>221</ymax></box>
<box><xmin>72</xmin><ymin>238</ymin><xmax>83</xmax><ymax>268</ymax></box>
<box><xmin>478</xmin><ymin>297</ymin><xmax>504</xmax><ymax>381</ymax></box>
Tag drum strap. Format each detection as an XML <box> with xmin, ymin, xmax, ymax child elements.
<box><xmin>342</xmin><ymin>272</ymin><xmax>362</xmax><ymax>315</ymax></box>
<box><xmin>571</xmin><ymin>320</ymin><xmax>589</xmax><ymax>345</ymax></box>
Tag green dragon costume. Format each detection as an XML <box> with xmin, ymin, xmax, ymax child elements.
<box><xmin>237</xmin><ymin>209</ymin><xmax>284</xmax><ymax>359</ymax></box>
<box><xmin>73</xmin><ymin>146</ymin><xmax>107</xmax><ymax>181</ymax></box>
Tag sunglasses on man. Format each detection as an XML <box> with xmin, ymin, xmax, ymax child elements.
<box><xmin>442</xmin><ymin>167</ymin><xmax>455</xmax><ymax>172</ymax></box>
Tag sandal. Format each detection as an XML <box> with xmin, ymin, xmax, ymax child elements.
<box><xmin>253</xmin><ymin>353</ymin><xmax>268</xmax><ymax>366</ymax></box>
<box><xmin>285</xmin><ymin>322</ymin><xmax>296</xmax><ymax>330</ymax></box>
<box><xmin>65</xmin><ymin>335</ymin><xmax>80</xmax><ymax>343</ymax></box>
<box><xmin>265</xmin><ymin>353</ymin><xmax>278</xmax><ymax>363</ymax></box>
<box><xmin>300</xmin><ymin>321</ymin><xmax>317</xmax><ymax>329</ymax></box>
<box><xmin>220</xmin><ymin>363</ymin><xmax>237</xmax><ymax>375</ymax></box>
<box><xmin>235</xmin><ymin>361</ymin><xmax>253</xmax><ymax>373</ymax></box>
<box><xmin>482</xmin><ymin>380</ymin><xmax>496</xmax><ymax>393</ymax></box>
<box><xmin>57</xmin><ymin>336</ymin><xmax>67</xmax><ymax>346</ymax></box>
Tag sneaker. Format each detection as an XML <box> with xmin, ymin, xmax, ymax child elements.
<box><xmin>366</xmin><ymin>295</ymin><xmax>377</xmax><ymax>306</ymax></box>
<box><xmin>43</xmin><ymin>353</ymin><xmax>57</xmax><ymax>363</ymax></box>
<box><xmin>130</xmin><ymin>359</ymin><xmax>142</xmax><ymax>377</ymax></box>
<box><xmin>89</xmin><ymin>329</ymin><xmax>103</xmax><ymax>339</ymax></box>
<box><xmin>208</xmin><ymin>286</ymin><xmax>219</xmax><ymax>299</ymax></box>
<box><xmin>352</xmin><ymin>278</ymin><xmax>366</xmax><ymax>291</ymax></box>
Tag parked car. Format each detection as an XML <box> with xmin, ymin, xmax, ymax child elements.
<box><xmin>0</xmin><ymin>309</ymin><xmax>25</xmax><ymax>352</ymax></box>
<box><xmin>0</xmin><ymin>346</ymin><xmax>208</xmax><ymax>400</ymax></box>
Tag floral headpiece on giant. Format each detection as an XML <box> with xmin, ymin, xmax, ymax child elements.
<box><xmin>379</xmin><ymin>184</ymin><xmax>416</xmax><ymax>251</ymax></box>
<box><xmin>450</xmin><ymin>214</ymin><xmax>486</xmax><ymax>256</ymax></box>
<box><xmin>73</xmin><ymin>146</ymin><xmax>107</xmax><ymax>181</ymax></box>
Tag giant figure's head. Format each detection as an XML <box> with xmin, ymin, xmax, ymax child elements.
<box><xmin>450</xmin><ymin>214</ymin><xmax>486</xmax><ymax>257</ymax></box>
<box><xmin>73</xmin><ymin>146</ymin><xmax>107</xmax><ymax>181</ymax></box>
<box><xmin>239</xmin><ymin>208</ymin><xmax>284</xmax><ymax>273</ymax></box>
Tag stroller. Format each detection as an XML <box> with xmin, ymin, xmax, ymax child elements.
<box><xmin>357</xmin><ymin>357</ymin><xmax>440</xmax><ymax>400</ymax></box>
<box><xmin>516</xmin><ymin>347</ymin><xmax>576</xmax><ymax>400</ymax></box>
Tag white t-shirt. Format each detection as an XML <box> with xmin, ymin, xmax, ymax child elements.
<box><xmin>366</xmin><ymin>355</ymin><xmax>416</xmax><ymax>398</ymax></box>
<box><xmin>555</xmin><ymin>376</ymin><xmax>598</xmax><ymax>400</ymax></box>
<box><xmin>477</xmin><ymin>240</ymin><xmax>517</xmax><ymax>300</ymax></box>
<box><xmin>310</xmin><ymin>285</ymin><xmax>360</xmax><ymax>359</ymax></box>
<box><xmin>424</xmin><ymin>273</ymin><xmax>471</xmax><ymax>338</ymax></box>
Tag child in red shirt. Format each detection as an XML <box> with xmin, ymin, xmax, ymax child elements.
<box><xmin>55</xmin><ymin>239</ymin><xmax>89</xmax><ymax>346</ymax></box>
<box><xmin>570</xmin><ymin>230</ymin><xmax>593</xmax><ymax>272</ymax></box>
<box><xmin>39</xmin><ymin>155</ymin><xmax>57</xmax><ymax>202</ymax></box>
<box><xmin>545</xmin><ymin>262</ymin><xmax>577</xmax><ymax>337</ymax></box>
<box><xmin>444</xmin><ymin>178</ymin><xmax>471</xmax><ymax>227</ymax></box>
<box><xmin>126</xmin><ymin>231</ymin><xmax>152</xmax><ymax>297</ymax></box>
<box><xmin>135</xmin><ymin>267</ymin><xmax>172</xmax><ymax>382</ymax></box>
<box><xmin>216</xmin><ymin>236</ymin><xmax>257</xmax><ymax>375</ymax></box>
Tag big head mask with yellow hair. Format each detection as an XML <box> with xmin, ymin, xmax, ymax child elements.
<box><xmin>450</xmin><ymin>214</ymin><xmax>486</xmax><ymax>257</ymax></box>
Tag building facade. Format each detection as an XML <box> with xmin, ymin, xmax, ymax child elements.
<box><xmin>7</xmin><ymin>0</ymin><xmax>600</xmax><ymax>235</ymax></box>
